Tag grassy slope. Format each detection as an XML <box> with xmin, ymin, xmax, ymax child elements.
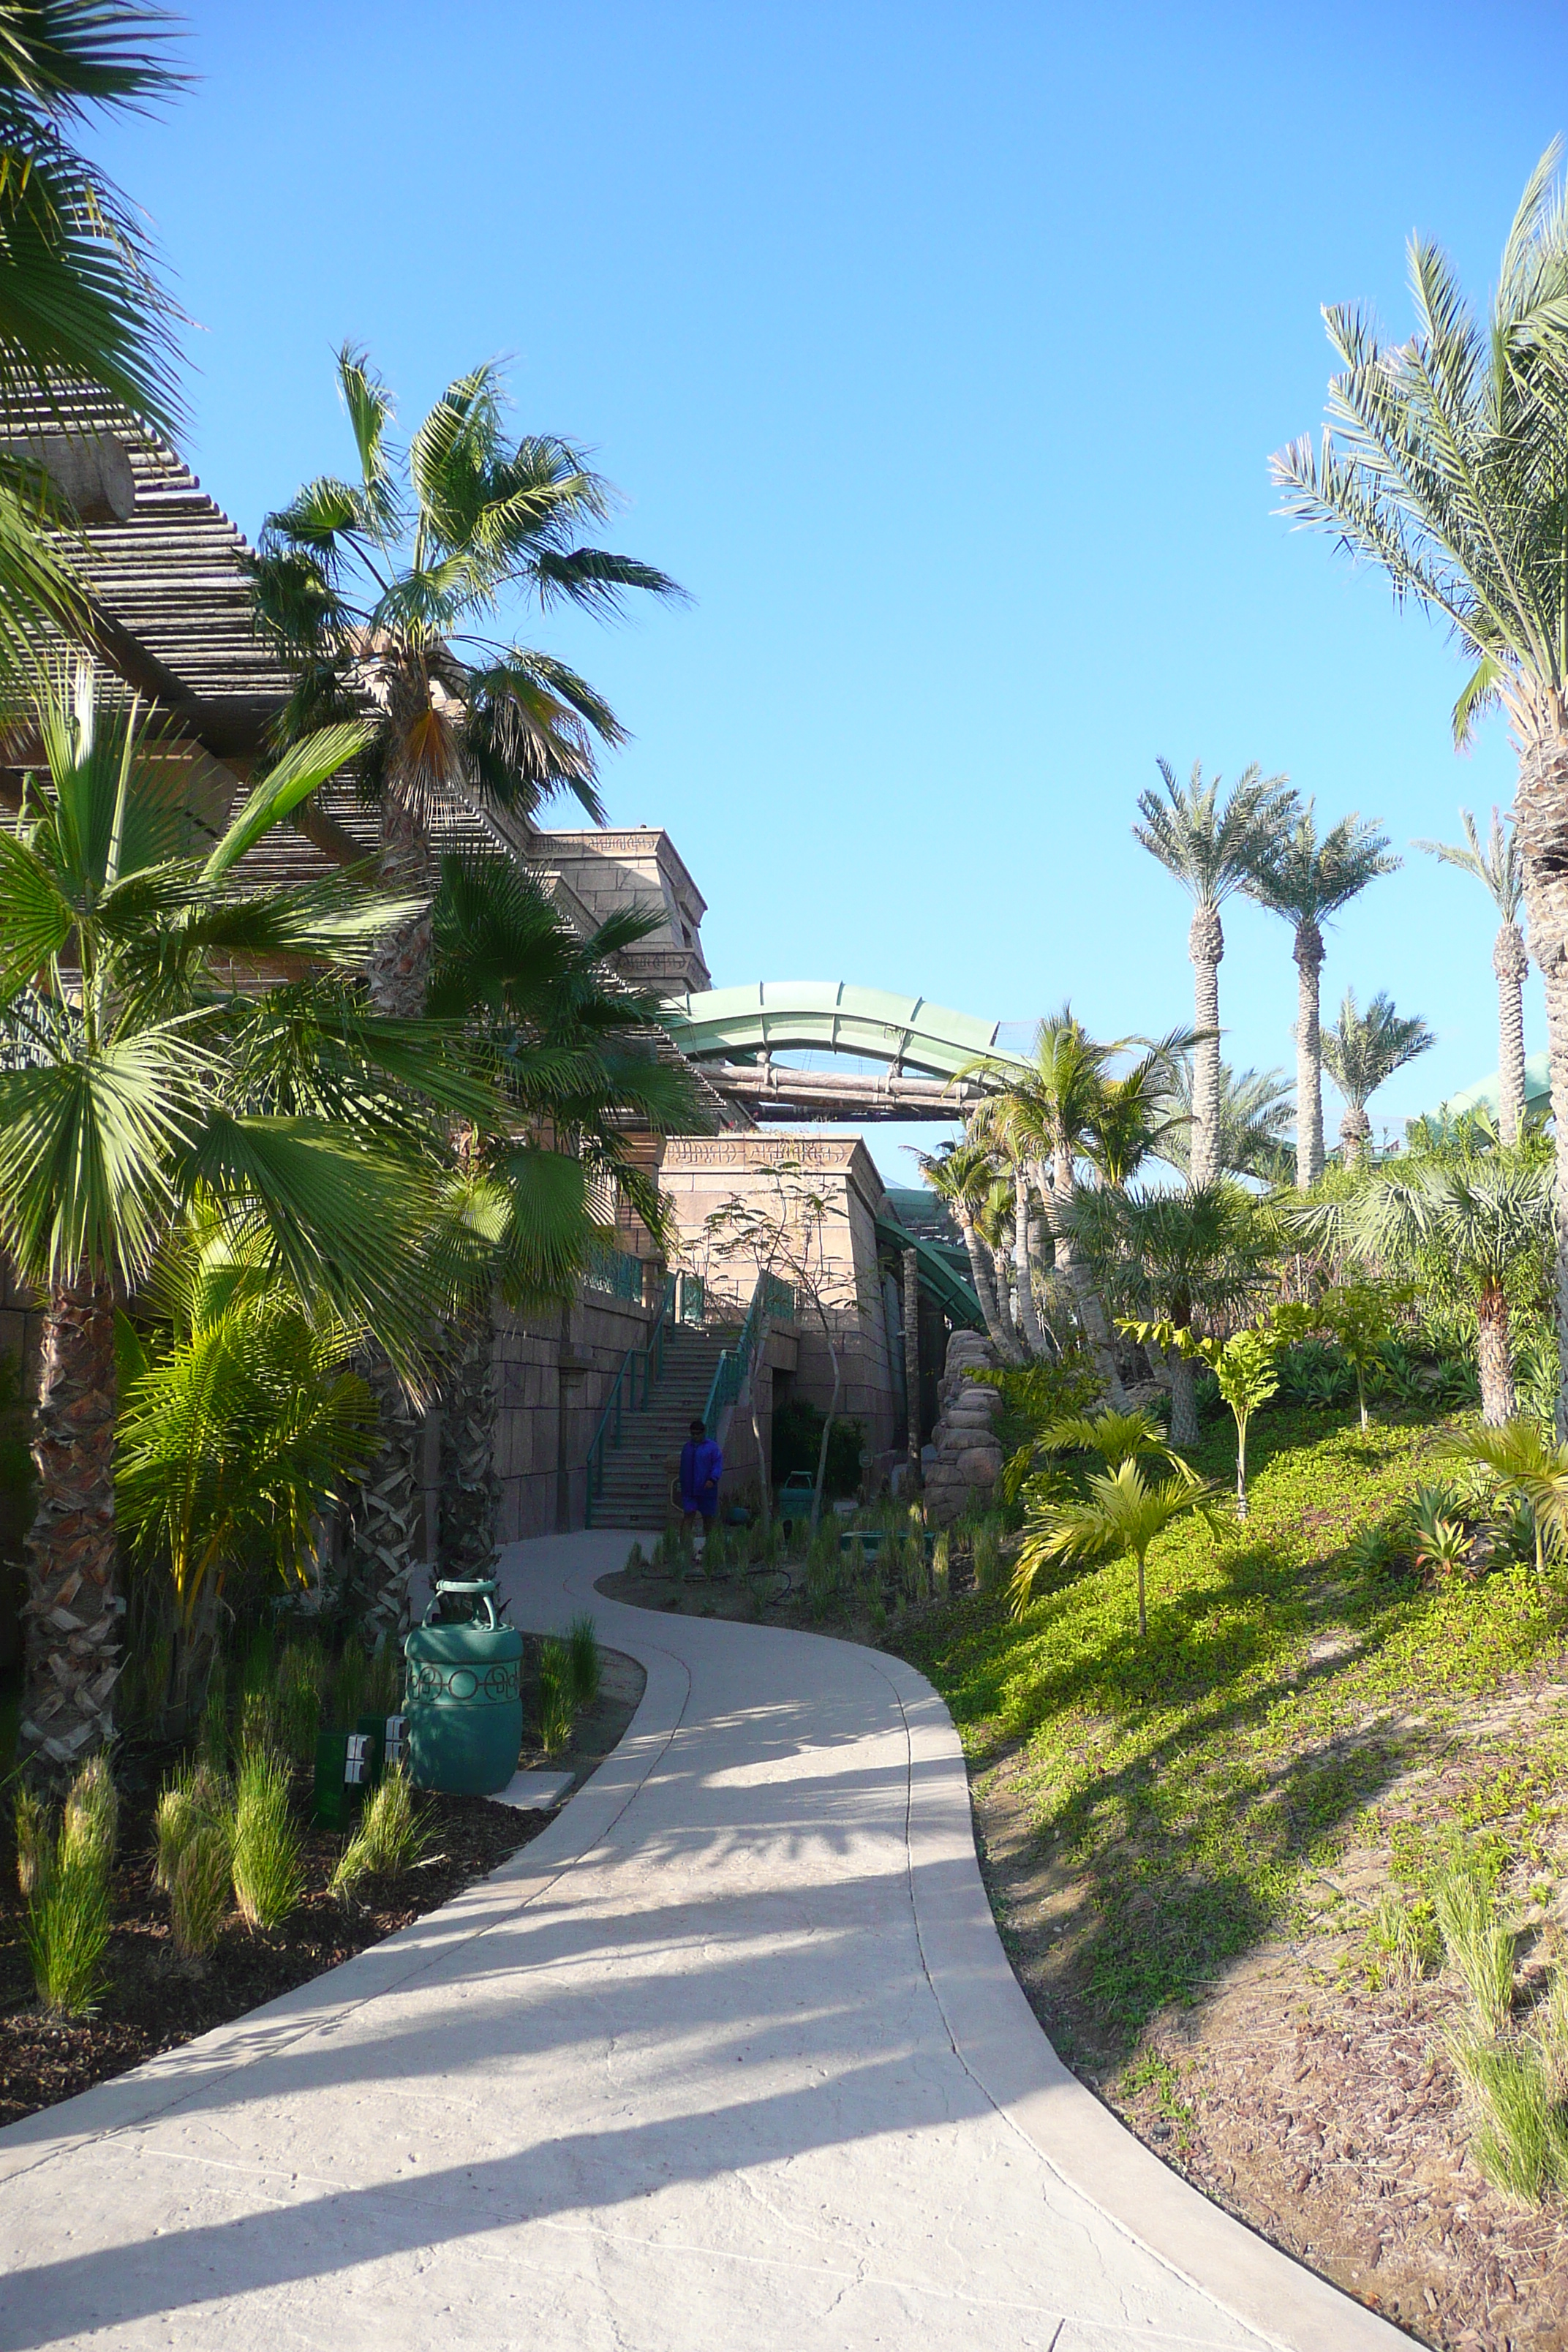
<box><xmin>897</xmin><ymin>1402</ymin><xmax>1568</xmax><ymax>2057</ymax></box>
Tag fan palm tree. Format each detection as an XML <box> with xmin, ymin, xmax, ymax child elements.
<box><xmin>249</xmin><ymin>346</ymin><xmax>685</xmax><ymax>1019</ymax></box>
<box><xmin>1156</xmin><ymin>1057</ymin><xmax>1295</xmax><ymax>1186</ymax></box>
<box><xmin>1414</xmin><ymin>809</ymin><xmax>1530</xmax><ymax>1145</ymax></box>
<box><xmin>1244</xmin><ymin>804</ymin><xmax>1399</xmax><ymax>1187</ymax></box>
<box><xmin>1011</xmin><ymin>1455</ymin><xmax>1220</xmax><ymax>1638</ymax></box>
<box><xmin>917</xmin><ymin>1138</ymin><xmax>1020</xmax><ymax>1361</ymax></box>
<box><xmin>1133</xmin><ymin>758</ymin><xmax>1294</xmax><ymax>1186</ymax></box>
<box><xmin>0</xmin><ymin>668</ymin><xmax>494</xmax><ymax>1767</ymax></box>
<box><xmin>1272</xmin><ymin>144</ymin><xmax>1568</xmax><ymax>1423</ymax></box>
<box><xmin>1320</xmin><ymin>990</ymin><xmax>1434</xmax><ymax>1166</ymax></box>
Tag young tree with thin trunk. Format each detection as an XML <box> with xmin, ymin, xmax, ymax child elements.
<box><xmin>1414</xmin><ymin>809</ymin><xmax>1530</xmax><ymax>1145</ymax></box>
<box><xmin>1244</xmin><ymin>804</ymin><xmax>1398</xmax><ymax>1188</ymax></box>
<box><xmin>916</xmin><ymin>1141</ymin><xmax>1021</xmax><ymax>1362</ymax></box>
<box><xmin>1320</xmin><ymin>989</ymin><xmax>1433</xmax><ymax>1166</ymax></box>
<box><xmin>1273</xmin><ymin>143</ymin><xmax>1568</xmax><ymax>1427</ymax></box>
<box><xmin>1133</xmin><ymin>758</ymin><xmax>1294</xmax><ymax>1187</ymax></box>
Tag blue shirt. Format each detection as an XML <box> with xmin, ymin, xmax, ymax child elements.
<box><xmin>679</xmin><ymin>1437</ymin><xmax>723</xmax><ymax>1510</ymax></box>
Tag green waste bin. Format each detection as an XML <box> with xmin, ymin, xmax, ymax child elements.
<box><xmin>404</xmin><ymin>1578</ymin><xmax>523</xmax><ymax>1796</ymax></box>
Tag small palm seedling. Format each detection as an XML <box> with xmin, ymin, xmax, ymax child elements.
<box><xmin>1013</xmin><ymin>1458</ymin><xmax>1224</xmax><ymax>1637</ymax></box>
<box><xmin>330</xmin><ymin>1767</ymin><xmax>428</xmax><ymax>1899</ymax></box>
<box><xmin>1440</xmin><ymin>1419</ymin><xmax>1568</xmax><ymax>1580</ymax></box>
<box><xmin>537</xmin><ymin>1638</ymin><xmax>575</xmax><ymax>1756</ymax></box>
<box><xmin>230</xmin><ymin>1748</ymin><xmax>306</xmax><ymax>1932</ymax></box>
<box><xmin>14</xmin><ymin>1786</ymin><xmax>52</xmax><ymax>1899</ymax></box>
<box><xmin>566</xmin><ymin>1614</ymin><xmax>603</xmax><ymax>1711</ymax></box>
<box><xmin>170</xmin><ymin>1827</ymin><xmax>232</xmax><ymax>1967</ymax></box>
<box><xmin>1433</xmin><ymin>1847</ymin><xmax>1516</xmax><ymax>2038</ymax></box>
<box><xmin>61</xmin><ymin>1754</ymin><xmax>118</xmax><ymax>1878</ymax></box>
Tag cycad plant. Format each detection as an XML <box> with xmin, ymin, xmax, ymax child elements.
<box><xmin>249</xmin><ymin>346</ymin><xmax>684</xmax><ymax>1020</ymax></box>
<box><xmin>1273</xmin><ymin>144</ymin><xmax>1568</xmax><ymax>1427</ymax></box>
<box><xmin>1320</xmin><ymin>990</ymin><xmax>1434</xmax><ymax>1166</ymax></box>
<box><xmin>1133</xmin><ymin>758</ymin><xmax>1294</xmax><ymax>1186</ymax></box>
<box><xmin>0</xmin><ymin>666</ymin><xmax>489</xmax><ymax>1767</ymax></box>
<box><xmin>1244</xmin><ymin>803</ymin><xmax>1398</xmax><ymax>1188</ymax></box>
<box><xmin>1414</xmin><ymin>809</ymin><xmax>1531</xmax><ymax>1145</ymax></box>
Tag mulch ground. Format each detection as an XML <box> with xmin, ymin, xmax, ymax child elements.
<box><xmin>0</xmin><ymin>1649</ymin><xmax>645</xmax><ymax>2131</ymax></box>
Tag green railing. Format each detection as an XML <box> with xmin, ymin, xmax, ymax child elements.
<box><xmin>583</xmin><ymin>1275</ymin><xmax>675</xmax><ymax>1529</ymax></box>
<box><xmin>584</xmin><ymin>1243</ymin><xmax>644</xmax><ymax>1303</ymax></box>
<box><xmin>702</xmin><ymin>1269</ymin><xmax>796</xmax><ymax>1436</ymax></box>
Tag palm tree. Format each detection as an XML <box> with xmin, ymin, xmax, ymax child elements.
<box><xmin>917</xmin><ymin>1138</ymin><xmax>1022</xmax><ymax>1361</ymax></box>
<box><xmin>1335</xmin><ymin>1156</ymin><xmax>1550</xmax><ymax>1425</ymax></box>
<box><xmin>0</xmin><ymin>669</ymin><xmax>486</xmax><ymax>1767</ymax></box>
<box><xmin>1439</xmin><ymin>1419</ymin><xmax>1568</xmax><ymax>1576</ymax></box>
<box><xmin>1414</xmin><ymin>809</ymin><xmax>1530</xmax><ymax>1146</ymax></box>
<box><xmin>1320</xmin><ymin>990</ymin><xmax>1434</xmax><ymax>1166</ymax></box>
<box><xmin>1133</xmin><ymin>758</ymin><xmax>1294</xmax><ymax>1186</ymax></box>
<box><xmin>249</xmin><ymin>346</ymin><xmax>685</xmax><ymax>1019</ymax></box>
<box><xmin>1082</xmin><ymin>1032</ymin><xmax>1194</xmax><ymax>1190</ymax></box>
<box><xmin>1272</xmin><ymin>145</ymin><xmax>1568</xmax><ymax>1424</ymax></box>
<box><xmin>1012</xmin><ymin>1456</ymin><xmax>1220</xmax><ymax>1638</ymax></box>
<box><xmin>1244</xmin><ymin>804</ymin><xmax>1398</xmax><ymax>1188</ymax></box>
<box><xmin>1157</xmin><ymin>1058</ymin><xmax>1295</xmax><ymax>1186</ymax></box>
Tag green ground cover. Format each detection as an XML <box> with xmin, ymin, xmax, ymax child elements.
<box><xmin>897</xmin><ymin>1401</ymin><xmax>1568</xmax><ymax>2055</ymax></box>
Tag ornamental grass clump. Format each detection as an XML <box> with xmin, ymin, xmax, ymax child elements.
<box><xmin>14</xmin><ymin>1785</ymin><xmax>51</xmax><ymax>1899</ymax></box>
<box><xmin>170</xmin><ymin>1826</ymin><xmax>232</xmax><ymax>1966</ymax></box>
<box><xmin>230</xmin><ymin>1747</ymin><xmax>305</xmax><ymax>1931</ymax></box>
<box><xmin>330</xmin><ymin>1767</ymin><xmax>427</xmax><ymax>1898</ymax></box>
<box><xmin>1433</xmin><ymin>1847</ymin><xmax>1517</xmax><ymax>2037</ymax></box>
<box><xmin>276</xmin><ymin>1641</ymin><xmax>326</xmax><ymax>1768</ymax></box>
<box><xmin>566</xmin><ymin>1614</ymin><xmax>602</xmax><ymax>1711</ymax></box>
<box><xmin>1450</xmin><ymin>2032</ymin><xmax>1568</xmax><ymax>2205</ymax></box>
<box><xmin>154</xmin><ymin>1761</ymin><xmax>229</xmax><ymax>1894</ymax></box>
<box><xmin>537</xmin><ymin>1637</ymin><xmax>575</xmax><ymax>1756</ymax></box>
<box><xmin>60</xmin><ymin>1753</ymin><xmax>117</xmax><ymax>1877</ymax></box>
<box><xmin>21</xmin><ymin>1756</ymin><xmax>119</xmax><ymax>2016</ymax></box>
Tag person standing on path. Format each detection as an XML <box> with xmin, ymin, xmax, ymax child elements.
<box><xmin>679</xmin><ymin>1418</ymin><xmax>723</xmax><ymax>1560</ymax></box>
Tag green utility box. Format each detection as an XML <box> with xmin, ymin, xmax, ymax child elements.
<box><xmin>403</xmin><ymin>1578</ymin><xmax>523</xmax><ymax>1796</ymax></box>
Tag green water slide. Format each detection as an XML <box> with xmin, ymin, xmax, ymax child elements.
<box><xmin>662</xmin><ymin>981</ymin><xmax>1021</xmax><ymax>1079</ymax></box>
<box><xmin>874</xmin><ymin>1217</ymin><xmax>987</xmax><ymax>1332</ymax></box>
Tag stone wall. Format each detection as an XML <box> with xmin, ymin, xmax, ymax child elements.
<box><xmin>488</xmin><ymin>1286</ymin><xmax>658</xmax><ymax>1543</ymax></box>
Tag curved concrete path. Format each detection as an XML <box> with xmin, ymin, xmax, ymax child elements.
<box><xmin>0</xmin><ymin>1534</ymin><xmax>1406</xmax><ymax>2352</ymax></box>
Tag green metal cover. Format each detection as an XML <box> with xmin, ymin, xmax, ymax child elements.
<box><xmin>661</xmin><ymin>981</ymin><xmax>1019</xmax><ymax>1082</ymax></box>
<box><xmin>1439</xmin><ymin>1052</ymin><xmax>1551</xmax><ymax>1122</ymax></box>
<box><xmin>875</xmin><ymin>1216</ymin><xmax>986</xmax><ymax>1332</ymax></box>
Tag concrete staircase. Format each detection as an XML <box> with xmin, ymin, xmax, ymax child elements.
<box><xmin>587</xmin><ymin>1325</ymin><xmax>733</xmax><ymax>1531</ymax></box>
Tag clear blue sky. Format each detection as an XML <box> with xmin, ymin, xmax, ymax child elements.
<box><xmin>94</xmin><ymin>1</ymin><xmax>1568</xmax><ymax>1183</ymax></box>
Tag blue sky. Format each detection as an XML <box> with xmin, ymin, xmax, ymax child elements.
<box><xmin>95</xmin><ymin>1</ymin><xmax>1568</xmax><ymax>1183</ymax></box>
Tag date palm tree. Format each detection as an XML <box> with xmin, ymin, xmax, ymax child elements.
<box><xmin>916</xmin><ymin>1138</ymin><xmax>1021</xmax><ymax>1362</ymax></box>
<box><xmin>1272</xmin><ymin>143</ymin><xmax>1568</xmax><ymax>1423</ymax></box>
<box><xmin>249</xmin><ymin>346</ymin><xmax>685</xmax><ymax>1018</ymax></box>
<box><xmin>1414</xmin><ymin>809</ymin><xmax>1530</xmax><ymax>1145</ymax></box>
<box><xmin>1133</xmin><ymin>758</ymin><xmax>1294</xmax><ymax>1187</ymax></box>
<box><xmin>1156</xmin><ymin>1057</ymin><xmax>1295</xmax><ymax>1186</ymax></box>
<box><xmin>1321</xmin><ymin>989</ymin><xmax>1434</xmax><ymax>1166</ymax></box>
<box><xmin>1244</xmin><ymin>803</ymin><xmax>1398</xmax><ymax>1187</ymax></box>
<box><xmin>0</xmin><ymin>668</ymin><xmax>494</xmax><ymax>1766</ymax></box>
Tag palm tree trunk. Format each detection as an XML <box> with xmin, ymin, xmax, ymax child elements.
<box><xmin>1340</xmin><ymin>1104</ymin><xmax>1371</xmax><ymax>1168</ymax></box>
<box><xmin>1475</xmin><ymin>1282</ymin><xmax>1516</xmax><ymax>1428</ymax></box>
<box><xmin>1293</xmin><ymin>920</ymin><xmax>1324</xmax><ymax>1190</ymax></box>
<box><xmin>20</xmin><ymin>1278</ymin><xmax>121</xmax><ymax>1771</ymax></box>
<box><xmin>958</xmin><ymin>1207</ymin><xmax>1019</xmax><ymax>1362</ymax></box>
<box><xmin>1166</xmin><ymin>1351</ymin><xmax>1200</xmax><ymax>1450</ymax></box>
<box><xmin>437</xmin><ymin>1299</ymin><xmax>501</xmax><ymax>1580</ymax></box>
<box><xmin>1012</xmin><ymin>1167</ymin><xmax>1047</xmax><ymax>1357</ymax></box>
<box><xmin>1189</xmin><ymin>904</ymin><xmax>1224</xmax><ymax>1188</ymax></box>
<box><xmin>366</xmin><ymin>770</ymin><xmax>436</xmax><ymax>1021</ymax></box>
<box><xmin>1039</xmin><ymin>1154</ymin><xmax>1128</xmax><ymax>1408</ymax></box>
<box><xmin>1494</xmin><ymin>921</ymin><xmax>1529</xmax><ymax>1148</ymax></box>
<box><xmin>1512</xmin><ymin>725</ymin><xmax>1568</xmax><ymax>1433</ymax></box>
<box><xmin>992</xmin><ymin>1242</ymin><xmax>1015</xmax><ymax>1343</ymax></box>
<box><xmin>346</xmin><ymin>1353</ymin><xmax>423</xmax><ymax>1648</ymax></box>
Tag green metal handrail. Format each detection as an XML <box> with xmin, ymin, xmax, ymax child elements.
<box><xmin>702</xmin><ymin>1269</ymin><xmax>796</xmax><ymax>1437</ymax></box>
<box><xmin>583</xmin><ymin>1275</ymin><xmax>675</xmax><ymax>1529</ymax></box>
<box><xmin>584</xmin><ymin>1242</ymin><xmax>644</xmax><ymax>1303</ymax></box>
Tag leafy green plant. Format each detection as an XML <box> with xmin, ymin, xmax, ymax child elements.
<box><xmin>537</xmin><ymin>1638</ymin><xmax>575</xmax><ymax>1755</ymax></box>
<box><xmin>1013</xmin><ymin>1459</ymin><xmax>1224</xmax><ymax>1637</ymax></box>
<box><xmin>1440</xmin><ymin>1419</ymin><xmax>1568</xmax><ymax>1579</ymax></box>
<box><xmin>1406</xmin><ymin>1485</ymin><xmax>1474</xmax><ymax>1580</ymax></box>
<box><xmin>330</xmin><ymin>1766</ymin><xmax>427</xmax><ymax>1896</ymax></box>
<box><xmin>1433</xmin><ymin>1847</ymin><xmax>1516</xmax><ymax>2035</ymax></box>
<box><xmin>1286</xmin><ymin>1284</ymin><xmax>1393</xmax><ymax>1431</ymax></box>
<box><xmin>23</xmin><ymin>1855</ymin><xmax>112</xmax><ymax>2016</ymax></box>
<box><xmin>170</xmin><ymin>1827</ymin><xmax>232</xmax><ymax>1966</ymax></box>
<box><xmin>566</xmin><ymin>1614</ymin><xmax>602</xmax><ymax>1711</ymax></box>
<box><xmin>230</xmin><ymin>1748</ymin><xmax>305</xmax><ymax>1931</ymax></box>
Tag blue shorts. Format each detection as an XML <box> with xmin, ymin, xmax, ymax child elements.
<box><xmin>682</xmin><ymin>1495</ymin><xmax>717</xmax><ymax>1520</ymax></box>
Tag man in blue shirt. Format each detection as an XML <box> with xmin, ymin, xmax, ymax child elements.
<box><xmin>679</xmin><ymin>1418</ymin><xmax>724</xmax><ymax>1560</ymax></box>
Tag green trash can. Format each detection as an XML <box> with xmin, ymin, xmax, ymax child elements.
<box><xmin>403</xmin><ymin>1578</ymin><xmax>523</xmax><ymax>1796</ymax></box>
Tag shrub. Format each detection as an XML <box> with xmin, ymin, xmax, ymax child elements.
<box><xmin>566</xmin><ymin>1614</ymin><xmax>602</xmax><ymax>1711</ymax></box>
<box><xmin>14</xmin><ymin>1785</ymin><xmax>52</xmax><ymax>1899</ymax></box>
<box><xmin>1406</xmin><ymin>1485</ymin><xmax>1473</xmax><ymax>1580</ymax></box>
<box><xmin>23</xmin><ymin>1855</ymin><xmax>111</xmax><ymax>2015</ymax></box>
<box><xmin>60</xmin><ymin>1754</ymin><xmax>117</xmax><ymax>1877</ymax></box>
<box><xmin>330</xmin><ymin>1766</ymin><xmax>427</xmax><ymax>1896</ymax></box>
<box><xmin>1433</xmin><ymin>1848</ymin><xmax>1516</xmax><ymax>2036</ymax></box>
<box><xmin>170</xmin><ymin>1826</ymin><xmax>231</xmax><ymax>1964</ymax></box>
<box><xmin>537</xmin><ymin>1638</ymin><xmax>574</xmax><ymax>1755</ymax></box>
<box><xmin>230</xmin><ymin>1747</ymin><xmax>305</xmax><ymax>1931</ymax></box>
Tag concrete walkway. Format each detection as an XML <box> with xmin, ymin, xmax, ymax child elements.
<box><xmin>0</xmin><ymin>1534</ymin><xmax>1406</xmax><ymax>2352</ymax></box>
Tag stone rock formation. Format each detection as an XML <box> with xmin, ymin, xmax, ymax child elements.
<box><xmin>922</xmin><ymin>1329</ymin><xmax>1005</xmax><ymax>1527</ymax></box>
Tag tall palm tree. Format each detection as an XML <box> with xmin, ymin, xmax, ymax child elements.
<box><xmin>1413</xmin><ymin>809</ymin><xmax>1530</xmax><ymax>1145</ymax></box>
<box><xmin>916</xmin><ymin>1139</ymin><xmax>1021</xmax><ymax>1361</ymax></box>
<box><xmin>1133</xmin><ymin>758</ymin><xmax>1294</xmax><ymax>1186</ymax></box>
<box><xmin>1244</xmin><ymin>804</ymin><xmax>1398</xmax><ymax>1187</ymax></box>
<box><xmin>0</xmin><ymin>669</ymin><xmax>491</xmax><ymax>1767</ymax></box>
<box><xmin>249</xmin><ymin>346</ymin><xmax>685</xmax><ymax>1019</ymax></box>
<box><xmin>1273</xmin><ymin>144</ymin><xmax>1568</xmax><ymax>1423</ymax></box>
<box><xmin>1320</xmin><ymin>990</ymin><xmax>1434</xmax><ymax>1166</ymax></box>
<box><xmin>1156</xmin><ymin>1057</ymin><xmax>1295</xmax><ymax>1186</ymax></box>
